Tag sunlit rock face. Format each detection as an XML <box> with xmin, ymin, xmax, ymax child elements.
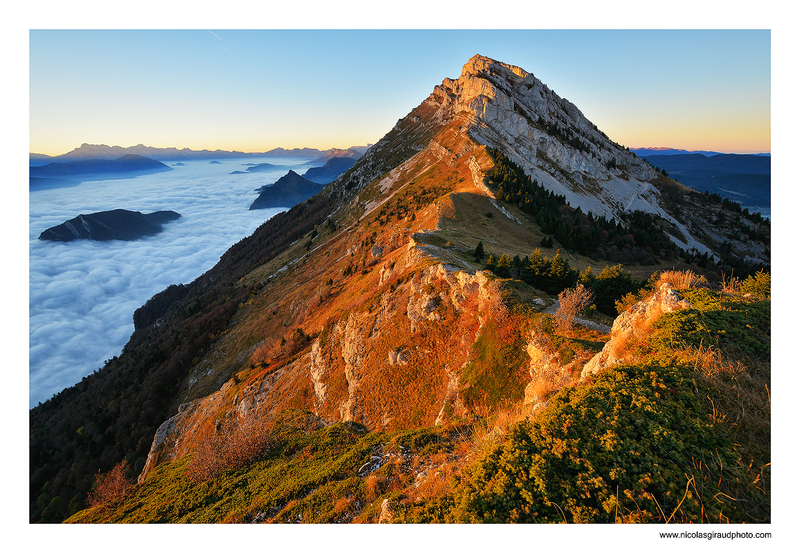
<box><xmin>422</xmin><ymin>54</ymin><xmax>664</xmax><ymax>222</ymax></box>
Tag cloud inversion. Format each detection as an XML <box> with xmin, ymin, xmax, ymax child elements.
<box><xmin>29</xmin><ymin>158</ymin><xmax>313</xmax><ymax>407</ymax></box>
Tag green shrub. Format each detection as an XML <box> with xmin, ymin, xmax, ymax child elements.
<box><xmin>740</xmin><ymin>270</ymin><xmax>770</xmax><ymax>299</ymax></box>
<box><xmin>443</xmin><ymin>364</ymin><xmax>743</xmax><ymax>523</ymax></box>
<box><xmin>649</xmin><ymin>289</ymin><xmax>770</xmax><ymax>362</ymax></box>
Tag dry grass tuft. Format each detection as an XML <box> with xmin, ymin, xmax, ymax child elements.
<box><xmin>410</xmin><ymin>470</ymin><xmax>451</xmax><ymax>502</ymax></box>
<box><xmin>527</xmin><ymin>377</ymin><xmax>561</xmax><ymax>404</ymax></box>
<box><xmin>365</xmin><ymin>473</ymin><xmax>387</xmax><ymax>502</ymax></box>
<box><xmin>689</xmin><ymin>346</ymin><xmax>770</xmax><ymax>453</ymax></box>
<box><xmin>493</xmin><ymin>405</ymin><xmax>529</xmax><ymax>429</ymax></box>
<box><xmin>466</xmin><ymin>405</ymin><xmax>531</xmax><ymax>459</ymax></box>
<box><xmin>653</xmin><ymin>342</ymin><xmax>771</xmax><ymax>522</ymax></box>
<box><xmin>333</xmin><ymin>496</ymin><xmax>355</xmax><ymax>516</ymax></box>
<box><xmin>657</xmin><ymin>269</ymin><xmax>707</xmax><ymax>291</ymax></box>
<box><xmin>720</xmin><ymin>274</ymin><xmax>741</xmax><ymax>296</ymax></box>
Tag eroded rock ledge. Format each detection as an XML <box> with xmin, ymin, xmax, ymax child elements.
<box><xmin>580</xmin><ymin>282</ymin><xmax>690</xmax><ymax>380</ymax></box>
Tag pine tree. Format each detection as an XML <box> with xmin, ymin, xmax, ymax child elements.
<box><xmin>549</xmin><ymin>250</ymin><xmax>570</xmax><ymax>279</ymax></box>
<box><xmin>495</xmin><ymin>254</ymin><xmax>512</xmax><ymax>277</ymax></box>
<box><xmin>547</xmin><ymin>250</ymin><xmax>576</xmax><ymax>293</ymax></box>
<box><xmin>528</xmin><ymin>248</ymin><xmax>549</xmax><ymax>276</ymax></box>
<box><xmin>473</xmin><ymin>241</ymin><xmax>485</xmax><ymax>260</ymax></box>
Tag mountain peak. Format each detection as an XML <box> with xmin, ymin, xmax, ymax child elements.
<box><xmin>461</xmin><ymin>54</ymin><xmax>531</xmax><ymax>81</ymax></box>
<box><xmin>417</xmin><ymin>54</ymin><xmax>659</xmax><ymax>222</ymax></box>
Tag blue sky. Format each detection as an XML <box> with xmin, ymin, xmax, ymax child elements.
<box><xmin>29</xmin><ymin>28</ymin><xmax>771</xmax><ymax>155</ymax></box>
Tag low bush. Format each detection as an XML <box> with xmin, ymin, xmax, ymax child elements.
<box><xmin>418</xmin><ymin>363</ymin><xmax>759</xmax><ymax>523</ymax></box>
<box><xmin>740</xmin><ymin>269</ymin><xmax>770</xmax><ymax>299</ymax></box>
<box><xmin>555</xmin><ymin>283</ymin><xmax>594</xmax><ymax>332</ymax></box>
<box><xmin>189</xmin><ymin>417</ymin><xmax>273</xmax><ymax>483</ymax></box>
<box><xmin>87</xmin><ymin>461</ymin><xmax>133</xmax><ymax>508</ymax></box>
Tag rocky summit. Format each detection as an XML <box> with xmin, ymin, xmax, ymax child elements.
<box><xmin>31</xmin><ymin>55</ymin><xmax>770</xmax><ymax>524</ymax></box>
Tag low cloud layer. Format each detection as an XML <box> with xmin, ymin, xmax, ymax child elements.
<box><xmin>29</xmin><ymin>158</ymin><xmax>312</xmax><ymax>407</ymax></box>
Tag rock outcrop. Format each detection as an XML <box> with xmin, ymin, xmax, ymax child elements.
<box><xmin>137</xmin><ymin>256</ymin><xmax>503</xmax><ymax>481</ymax></box>
<box><xmin>580</xmin><ymin>283</ymin><xmax>691</xmax><ymax>380</ymax></box>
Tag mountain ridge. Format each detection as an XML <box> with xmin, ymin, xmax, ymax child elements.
<box><xmin>29</xmin><ymin>154</ymin><xmax>173</xmax><ymax>178</ymax></box>
<box><xmin>631</xmin><ymin>147</ymin><xmax>770</xmax><ymax>157</ymax></box>
<box><xmin>30</xmin><ymin>54</ymin><xmax>770</xmax><ymax>524</ymax></box>
<box><xmin>29</xmin><ymin>144</ymin><xmax>371</xmax><ymax>165</ymax></box>
<box><xmin>302</xmin><ymin>156</ymin><xmax>359</xmax><ymax>184</ymax></box>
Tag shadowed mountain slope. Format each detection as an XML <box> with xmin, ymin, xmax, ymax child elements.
<box><xmin>249</xmin><ymin>171</ymin><xmax>326</xmax><ymax>210</ymax></box>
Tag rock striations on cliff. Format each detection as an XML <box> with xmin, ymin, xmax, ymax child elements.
<box><xmin>396</xmin><ymin>55</ymin><xmax>663</xmax><ymax>216</ymax></box>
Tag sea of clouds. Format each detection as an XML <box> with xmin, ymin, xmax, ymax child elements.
<box><xmin>29</xmin><ymin>157</ymin><xmax>314</xmax><ymax>407</ymax></box>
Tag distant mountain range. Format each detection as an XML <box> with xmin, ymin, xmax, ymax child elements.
<box><xmin>631</xmin><ymin>147</ymin><xmax>770</xmax><ymax>157</ymax></box>
<box><xmin>642</xmin><ymin>153</ymin><xmax>770</xmax><ymax>209</ymax></box>
<box><xmin>30</xmin><ymin>154</ymin><xmax>172</xmax><ymax>178</ymax></box>
<box><xmin>30</xmin><ymin>143</ymin><xmax>371</xmax><ymax>165</ymax></box>
<box><xmin>309</xmin><ymin>147</ymin><xmax>363</xmax><ymax>165</ymax></box>
<box><xmin>29</xmin><ymin>155</ymin><xmax>173</xmax><ymax>190</ymax></box>
<box><xmin>302</xmin><ymin>156</ymin><xmax>359</xmax><ymax>184</ymax></box>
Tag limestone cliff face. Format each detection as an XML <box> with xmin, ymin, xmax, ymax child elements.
<box><xmin>323</xmin><ymin>54</ymin><xmax>718</xmax><ymax>257</ymax></box>
<box><xmin>421</xmin><ymin>55</ymin><xmax>663</xmax><ymax>221</ymax></box>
